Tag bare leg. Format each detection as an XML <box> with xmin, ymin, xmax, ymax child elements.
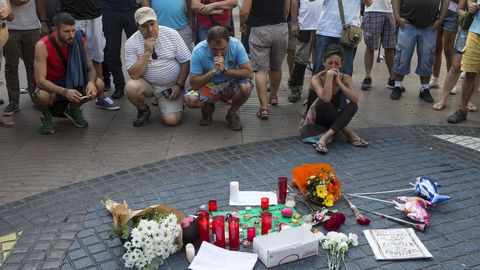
<box><xmin>432</xmin><ymin>29</ymin><xmax>443</xmax><ymax>79</ymax></box>
<box><xmin>384</xmin><ymin>48</ymin><xmax>395</xmax><ymax>80</ymax></box>
<box><xmin>433</xmin><ymin>53</ymin><xmax>462</xmax><ymax>110</ymax></box>
<box><xmin>364</xmin><ymin>48</ymin><xmax>374</xmax><ymax>78</ymax></box>
<box><xmin>268</xmin><ymin>68</ymin><xmax>282</xmax><ymax>101</ymax></box>
<box><xmin>255</xmin><ymin>71</ymin><xmax>269</xmax><ymax>111</ymax></box>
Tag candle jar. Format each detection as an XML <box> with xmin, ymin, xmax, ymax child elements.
<box><xmin>246</xmin><ymin>227</ymin><xmax>256</xmax><ymax>242</ymax></box>
<box><xmin>302</xmin><ymin>214</ymin><xmax>313</xmax><ymax>231</ymax></box>
<box><xmin>212</xmin><ymin>216</ymin><xmax>225</xmax><ymax>248</ymax></box>
<box><xmin>277</xmin><ymin>177</ymin><xmax>288</xmax><ymax>204</ymax></box>
<box><xmin>197</xmin><ymin>210</ymin><xmax>210</xmax><ymax>242</ymax></box>
<box><xmin>260</xmin><ymin>212</ymin><xmax>272</xmax><ymax>235</ymax></box>
<box><xmin>208</xmin><ymin>200</ymin><xmax>218</xmax><ymax>212</ymax></box>
<box><xmin>285</xmin><ymin>193</ymin><xmax>296</xmax><ymax>208</ymax></box>
<box><xmin>228</xmin><ymin>217</ymin><xmax>240</xmax><ymax>250</ymax></box>
<box><xmin>261</xmin><ymin>197</ymin><xmax>269</xmax><ymax>211</ymax></box>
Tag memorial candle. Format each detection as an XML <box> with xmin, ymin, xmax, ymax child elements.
<box><xmin>261</xmin><ymin>212</ymin><xmax>272</xmax><ymax>235</ymax></box>
<box><xmin>208</xmin><ymin>200</ymin><xmax>217</xmax><ymax>212</ymax></box>
<box><xmin>212</xmin><ymin>216</ymin><xmax>225</xmax><ymax>248</ymax></box>
<box><xmin>277</xmin><ymin>177</ymin><xmax>288</xmax><ymax>203</ymax></box>
<box><xmin>261</xmin><ymin>197</ymin><xmax>269</xmax><ymax>211</ymax></box>
<box><xmin>197</xmin><ymin>210</ymin><xmax>210</xmax><ymax>242</ymax></box>
<box><xmin>228</xmin><ymin>217</ymin><xmax>240</xmax><ymax>250</ymax></box>
<box><xmin>247</xmin><ymin>227</ymin><xmax>256</xmax><ymax>242</ymax></box>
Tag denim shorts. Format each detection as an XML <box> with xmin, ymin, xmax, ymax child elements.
<box><xmin>454</xmin><ymin>29</ymin><xmax>468</xmax><ymax>54</ymax></box>
<box><xmin>442</xmin><ymin>10</ymin><xmax>458</xmax><ymax>32</ymax></box>
<box><xmin>393</xmin><ymin>24</ymin><xmax>437</xmax><ymax>77</ymax></box>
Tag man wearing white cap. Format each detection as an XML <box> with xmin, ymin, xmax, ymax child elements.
<box><xmin>125</xmin><ymin>7</ymin><xmax>191</xmax><ymax>127</ymax></box>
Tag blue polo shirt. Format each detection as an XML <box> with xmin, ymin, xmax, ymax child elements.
<box><xmin>190</xmin><ymin>37</ymin><xmax>250</xmax><ymax>84</ymax></box>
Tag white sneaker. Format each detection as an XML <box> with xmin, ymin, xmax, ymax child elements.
<box><xmin>450</xmin><ymin>87</ymin><xmax>457</xmax><ymax>95</ymax></box>
<box><xmin>20</xmin><ymin>83</ymin><xmax>28</xmax><ymax>94</ymax></box>
<box><xmin>460</xmin><ymin>72</ymin><xmax>466</xmax><ymax>80</ymax></box>
<box><xmin>429</xmin><ymin>77</ymin><xmax>439</xmax><ymax>89</ymax></box>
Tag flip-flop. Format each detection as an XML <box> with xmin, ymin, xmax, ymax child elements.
<box><xmin>433</xmin><ymin>103</ymin><xmax>445</xmax><ymax>111</ymax></box>
<box><xmin>348</xmin><ymin>138</ymin><xmax>368</xmax><ymax>147</ymax></box>
<box><xmin>468</xmin><ymin>103</ymin><xmax>478</xmax><ymax>112</ymax></box>
<box><xmin>313</xmin><ymin>142</ymin><xmax>328</xmax><ymax>154</ymax></box>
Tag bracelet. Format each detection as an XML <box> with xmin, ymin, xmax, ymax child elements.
<box><xmin>63</xmin><ymin>88</ymin><xmax>68</xmax><ymax>96</ymax></box>
<box><xmin>207</xmin><ymin>70</ymin><xmax>215</xmax><ymax>79</ymax></box>
<box><xmin>175</xmin><ymin>82</ymin><xmax>184</xmax><ymax>89</ymax></box>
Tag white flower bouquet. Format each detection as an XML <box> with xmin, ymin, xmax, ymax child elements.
<box><xmin>317</xmin><ymin>231</ymin><xmax>358</xmax><ymax>270</ymax></box>
<box><xmin>103</xmin><ymin>200</ymin><xmax>185</xmax><ymax>270</ymax></box>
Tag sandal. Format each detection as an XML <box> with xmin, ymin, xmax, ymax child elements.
<box><xmin>348</xmin><ymin>138</ymin><xmax>369</xmax><ymax>147</ymax></box>
<box><xmin>313</xmin><ymin>142</ymin><xmax>328</xmax><ymax>154</ymax></box>
<box><xmin>256</xmin><ymin>108</ymin><xmax>269</xmax><ymax>119</ymax></box>
<box><xmin>268</xmin><ymin>97</ymin><xmax>278</xmax><ymax>106</ymax></box>
<box><xmin>468</xmin><ymin>103</ymin><xmax>478</xmax><ymax>112</ymax></box>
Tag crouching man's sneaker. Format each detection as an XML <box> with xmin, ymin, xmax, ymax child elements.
<box><xmin>64</xmin><ymin>107</ymin><xmax>88</xmax><ymax>127</ymax></box>
<box><xmin>40</xmin><ymin>113</ymin><xmax>55</xmax><ymax>134</ymax></box>
<box><xmin>447</xmin><ymin>109</ymin><xmax>467</xmax><ymax>124</ymax></box>
<box><xmin>133</xmin><ymin>104</ymin><xmax>151</xmax><ymax>127</ymax></box>
<box><xmin>96</xmin><ymin>97</ymin><xmax>120</xmax><ymax>111</ymax></box>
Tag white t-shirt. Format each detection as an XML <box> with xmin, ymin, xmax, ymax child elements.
<box><xmin>316</xmin><ymin>0</ymin><xmax>361</xmax><ymax>38</ymax></box>
<box><xmin>365</xmin><ymin>0</ymin><xmax>393</xmax><ymax>12</ymax></box>
<box><xmin>298</xmin><ymin>0</ymin><xmax>323</xmax><ymax>30</ymax></box>
<box><xmin>125</xmin><ymin>26</ymin><xmax>191</xmax><ymax>91</ymax></box>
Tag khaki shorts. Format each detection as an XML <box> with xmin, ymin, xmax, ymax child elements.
<box><xmin>138</xmin><ymin>78</ymin><xmax>183</xmax><ymax>114</ymax></box>
<box><xmin>461</xmin><ymin>32</ymin><xmax>480</xmax><ymax>73</ymax></box>
<box><xmin>287</xmin><ymin>22</ymin><xmax>297</xmax><ymax>51</ymax></box>
<box><xmin>249</xmin><ymin>23</ymin><xmax>288</xmax><ymax>71</ymax></box>
<box><xmin>294</xmin><ymin>31</ymin><xmax>316</xmax><ymax>65</ymax></box>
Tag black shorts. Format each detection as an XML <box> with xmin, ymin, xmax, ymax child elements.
<box><xmin>33</xmin><ymin>79</ymin><xmax>79</xmax><ymax>118</ymax></box>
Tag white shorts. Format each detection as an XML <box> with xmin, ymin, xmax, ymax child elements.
<box><xmin>75</xmin><ymin>16</ymin><xmax>106</xmax><ymax>63</ymax></box>
<box><xmin>138</xmin><ymin>78</ymin><xmax>183</xmax><ymax>114</ymax></box>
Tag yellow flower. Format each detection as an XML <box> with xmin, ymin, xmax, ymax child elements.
<box><xmin>316</xmin><ymin>186</ymin><xmax>328</xmax><ymax>198</ymax></box>
<box><xmin>324</xmin><ymin>194</ymin><xmax>334</xmax><ymax>207</ymax></box>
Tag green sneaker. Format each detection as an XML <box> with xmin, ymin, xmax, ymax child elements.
<box><xmin>40</xmin><ymin>114</ymin><xmax>55</xmax><ymax>135</ymax></box>
<box><xmin>63</xmin><ymin>107</ymin><xmax>88</xmax><ymax>127</ymax></box>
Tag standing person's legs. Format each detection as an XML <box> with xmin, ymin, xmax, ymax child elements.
<box><xmin>416</xmin><ymin>26</ymin><xmax>437</xmax><ymax>103</ymax></box>
<box><xmin>433</xmin><ymin>53</ymin><xmax>462</xmax><ymax>110</ymax></box>
<box><xmin>103</xmin><ymin>9</ymin><xmax>125</xmax><ymax>98</ymax></box>
<box><xmin>431</xmin><ymin>28</ymin><xmax>444</xmax><ymax>88</ymax></box>
<box><xmin>448</xmin><ymin>32</ymin><xmax>480</xmax><ymax>123</ymax></box>
<box><xmin>392</xmin><ymin>24</ymin><xmax>417</xmax><ymax>99</ymax></box>
<box><xmin>268</xmin><ymin>23</ymin><xmax>288</xmax><ymax>105</ymax></box>
<box><xmin>0</xmin><ymin>27</ymin><xmax>13</xmax><ymax>126</ymax></box>
<box><xmin>361</xmin><ymin>12</ymin><xmax>382</xmax><ymax>90</ymax></box>
<box><xmin>3</xmin><ymin>30</ymin><xmax>22</xmax><ymax>114</ymax></box>
<box><xmin>22</xmin><ymin>29</ymin><xmax>41</xmax><ymax>98</ymax></box>
<box><xmin>289</xmin><ymin>30</ymin><xmax>314</xmax><ymax>103</ymax></box>
<box><xmin>431</xmin><ymin>10</ymin><xmax>458</xmax><ymax>88</ymax></box>
<box><xmin>382</xmin><ymin>12</ymin><xmax>396</xmax><ymax>87</ymax></box>
<box><xmin>287</xmin><ymin>22</ymin><xmax>297</xmax><ymax>82</ymax></box>
<box><xmin>77</xmin><ymin>17</ymin><xmax>106</xmax><ymax>79</ymax></box>
<box><xmin>176</xmin><ymin>26</ymin><xmax>194</xmax><ymax>52</ymax></box>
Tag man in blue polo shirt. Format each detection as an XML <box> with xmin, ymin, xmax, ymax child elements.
<box><xmin>186</xmin><ymin>26</ymin><xmax>253</xmax><ymax>130</ymax></box>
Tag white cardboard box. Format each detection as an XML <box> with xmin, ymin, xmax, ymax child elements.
<box><xmin>252</xmin><ymin>226</ymin><xmax>319</xmax><ymax>268</ymax></box>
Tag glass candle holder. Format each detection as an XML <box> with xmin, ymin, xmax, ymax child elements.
<box><xmin>246</xmin><ymin>226</ymin><xmax>256</xmax><ymax>242</ymax></box>
<box><xmin>277</xmin><ymin>177</ymin><xmax>288</xmax><ymax>204</ymax></box>
<box><xmin>212</xmin><ymin>216</ymin><xmax>225</xmax><ymax>248</ymax></box>
<box><xmin>302</xmin><ymin>214</ymin><xmax>313</xmax><ymax>231</ymax></box>
<box><xmin>208</xmin><ymin>200</ymin><xmax>217</xmax><ymax>212</ymax></box>
<box><xmin>261</xmin><ymin>197</ymin><xmax>269</xmax><ymax>211</ymax></box>
<box><xmin>285</xmin><ymin>193</ymin><xmax>296</xmax><ymax>208</ymax></box>
<box><xmin>228</xmin><ymin>217</ymin><xmax>240</xmax><ymax>250</ymax></box>
<box><xmin>260</xmin><ymin>212</ymin><xmax>272</xmax><ymax>235</ymax></box>
<box><xmin>197</xmin><ymin>210</ymin><xmax>210</xmax><ymax>242</ymax></box>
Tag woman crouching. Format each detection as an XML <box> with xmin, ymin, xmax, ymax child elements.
<box><xmin>301</xmin><ymin>44</ymin><xmax>368</xmax><ymax>154</ymax></box>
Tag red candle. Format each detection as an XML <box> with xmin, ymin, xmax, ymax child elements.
<box><xmin>247</xmin><ymin>227</ymin><xmax>256</xmax><ymax>242</ymax></box>
<box><xmin>228</xmin><ymin>217</ymin><xmax>240</xmax><ymax>250</ymax></box>
<box><xmin>212</xmin><ymin>216</ymin><xmax>225</xmax><ymax>248</ymax></box>
<box><xmin>261</xmin><ymin>197</ymin><xmax>269</xmax><ymax>211</ymax></box>
<box><xmin>261</xmin><ymin>212</ymin><xmax>272</xmax><ymax>235</ymax></box>
<box><xmin>197</xmin><ymin>210</ymin><xmax>210</xmax><ymax>242</ymax></box>
<box><xmin>208</xmin><ymin>200</ymin><xmax>217</xmax><ymax>212</ymax></box>
<box><xmin>277</xmin><ymin>177</ymin><xmax>288</xmax><ymax>204</ymax></box>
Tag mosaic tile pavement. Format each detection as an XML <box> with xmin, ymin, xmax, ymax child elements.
<box><xmin>1</xmin><ymin>125</ymin><xmax>480</xmax><ymax>270</ymax></box>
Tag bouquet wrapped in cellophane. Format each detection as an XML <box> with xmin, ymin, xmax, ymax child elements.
<box><xmin>292</xmin><ymin>164</ymin><xmax>342</xmax><ymax>207</ymax></box>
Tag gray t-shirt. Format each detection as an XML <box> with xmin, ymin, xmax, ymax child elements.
<box><xmin>8</xmin><ymin>0</ymin><xmax>41</xmax><ymax>30</ymax></box>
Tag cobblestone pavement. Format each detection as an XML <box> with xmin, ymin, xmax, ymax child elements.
<box><xmin>0</xmin><ymin>125</ymin><xmax>479</xmax><ymax>269</ymax></box>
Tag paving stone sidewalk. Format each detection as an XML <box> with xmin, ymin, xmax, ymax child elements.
<box><xmin>0</xmin><ymin>125</ymin><xmax>479</xmax><ymax>269</ymax></box>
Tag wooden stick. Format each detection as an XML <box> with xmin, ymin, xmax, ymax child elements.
<box><xmin>357</xmin><ymin>207</ymin><xmax>426</xmax><ymax>231</ymax></box>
